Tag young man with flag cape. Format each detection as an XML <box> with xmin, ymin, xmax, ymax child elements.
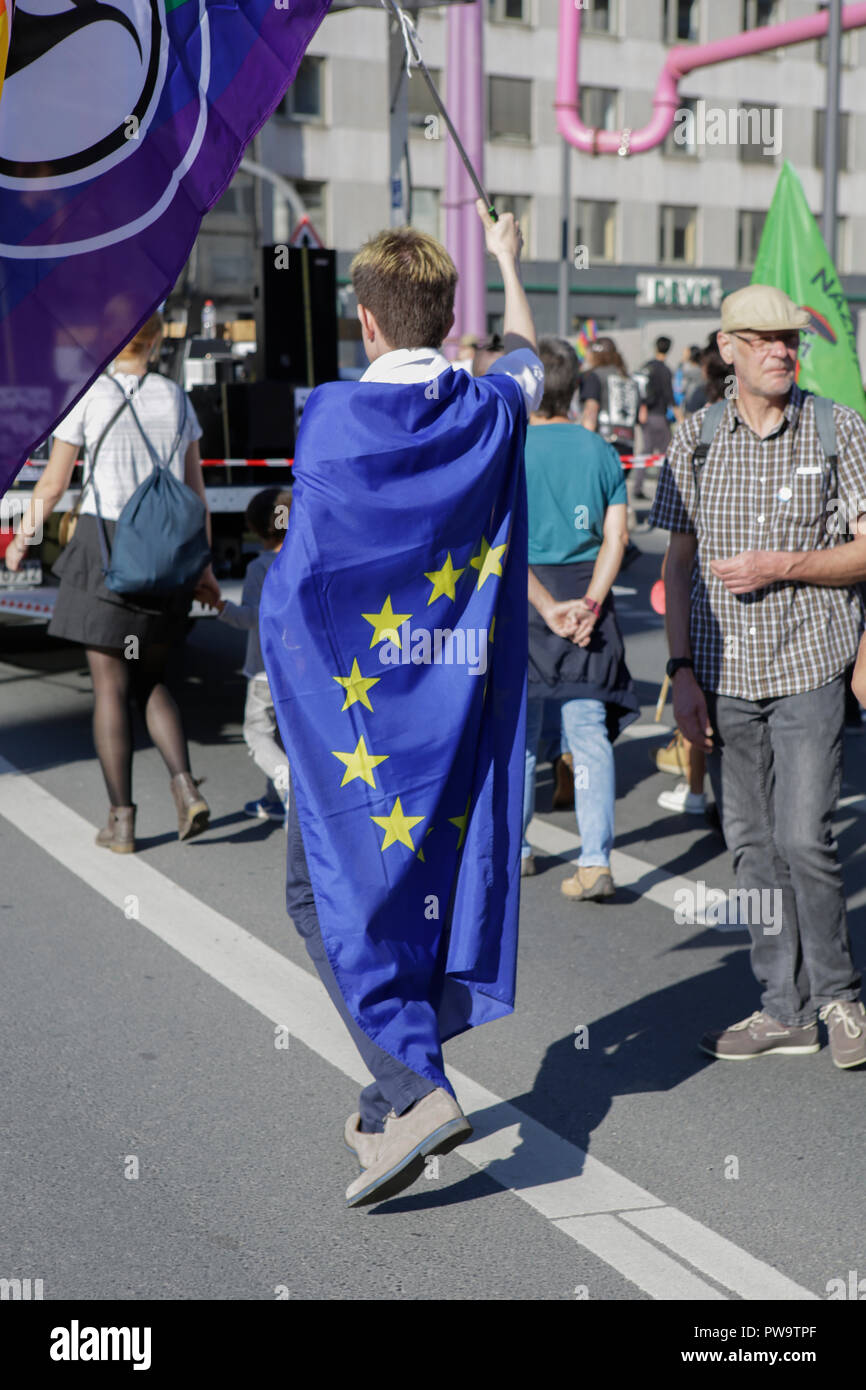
<box><xmin>260</xmin><ymin>202</ymin><xmax>544</xmax><ymax>1207</ymax></box>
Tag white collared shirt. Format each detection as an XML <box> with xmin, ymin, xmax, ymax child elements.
<box><xmin>360</xmin><ymin>346</ymin><xmax>544</xmax><ymax>416</ymax></box>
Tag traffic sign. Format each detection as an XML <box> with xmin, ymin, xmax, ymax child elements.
<box><xmin>289</xmin><ymin>216</ymin><xmax>324</xmax><ymax>248</ymax></box>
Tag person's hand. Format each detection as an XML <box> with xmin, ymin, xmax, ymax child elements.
<box><xmin>672</xmin><ymin>669</ymin><xmax>714</xmax><ymax>752</ymax></box>
<box><xmin>476</xmin><ymin>199</ymin><xmax>522</xmax><ymax>263</ymax></box>
<box><xmin>3</xmin><ymin>532</ymin><xmax>27</xmax><ymax>573</ymax></box>
<box><xmin>195</xmin><ymin>564</ymin><xmax>221</xmax><ymax>608</ymax></box>
<box><xmin>543</xmin><ymin>599</ymin><xmax>580</xmax><ymax>640</ymax></box>
<box><xmin>568</xmin><ymin>599</ymin><xmax>599</xmax><ymax>648</ymax></box>
<box><xmin>710</xmin><ymin>550</ymin><xmax>783</xmax><ymax>595</ymax></box>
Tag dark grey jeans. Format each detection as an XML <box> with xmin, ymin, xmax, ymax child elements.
<box><xmin>285</xmin><ymin>780</ymin><xmax>435</xmax><ymax>1133</ymax></box>
<box><xmin>705</xmin><ymin>676</ymin><xmax>861</xmax><ymax>1026</ymax></box>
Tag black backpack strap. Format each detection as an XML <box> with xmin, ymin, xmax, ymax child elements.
<box><xmin>812</xmin><ymin>395</ymin><xmax>838</xmax><ymax>466</ymax></box>
<box><xmin>690</xmin><ymin>400</ymin><xmax>726</xmax><ymax>513</ymax></box>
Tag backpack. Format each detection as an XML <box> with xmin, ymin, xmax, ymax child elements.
<box><xmin>690</xmin><ymin>395</ymin><xmax>838</xmax><ymax>507</ymax></box>
<box><xmin>93</xmin><ymin>374</ymin><xmax>211</xmax><ymax>595</ymax></box>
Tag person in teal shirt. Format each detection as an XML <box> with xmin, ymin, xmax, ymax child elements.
<box><xmin>523</xmin><ymin>337</ymin><xmax>640</xmax><ymax>900</ymax></box>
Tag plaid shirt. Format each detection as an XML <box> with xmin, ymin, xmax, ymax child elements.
<box><xmin>649</xmin><ymin>385</ymin><xmax>866</xmax><ymax>699</ymax></box>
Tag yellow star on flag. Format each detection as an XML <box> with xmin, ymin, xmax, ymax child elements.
<box><xmin>332</xmin><ymin>658</ymin><xmax>380</xmax><ymax>712</ymax></box>
<box><xmin>362</xmin><ymin>595</ymin><xmax>412</xmax><ymax>648</ymax></box>
<box><xmin>449</xmin><ymin>795</ymin><xmax>472</xmax><ymax>850</ymax></box>
<box><xmin>489</xmin><ymin>615</ymin><xmax>496</xmax><ymax>644</ymax></box>
<box><xmin>424</xmin><ymin>552</ymin><xmax>465</xmax><ymax>605</ymax></box>
<box><xmin>371</xmin><ymin>797</ymin><xmax>425</xmax><ymax>851</ymax></box>
<box><xmin>417</xmin><ymin>826</ymin><xmax>434</xmax><ymax>862</ymax></box>
<box><xmin>331</xmin><ymin>735</ymin><xmax>389</xmax><ymax>788</ymax></box>
<box><xmin>469</xmin><ymin>536</ymin><xmax>507</xmax><ymax>590</ymax></box>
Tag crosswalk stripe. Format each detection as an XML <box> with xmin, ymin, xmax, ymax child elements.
<box><xmin>0</xmin><ymin>754</ymin><xmax>818</xmax><ymax>1301</ymax></box>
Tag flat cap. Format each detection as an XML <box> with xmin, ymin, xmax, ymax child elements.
<box><xmin>720</xmin><ymin>284</ymin><xmax>811</xmax><ymax>333</ymax></box>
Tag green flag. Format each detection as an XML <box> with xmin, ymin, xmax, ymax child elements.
<box><xmin>752</xmin><ymin>160</ymin><xmax>866</xmax><ymax>418</ymax></box>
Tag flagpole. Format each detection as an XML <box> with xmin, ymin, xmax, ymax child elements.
<box><xmin>0</xmin><ymin>0</ymin><xmax>13</xmax><ymax>110</ymax></box>
<box><xmin>822</xmin><ymin>0</ymin><xmax>842</xmax><ymax>262</ymax></box>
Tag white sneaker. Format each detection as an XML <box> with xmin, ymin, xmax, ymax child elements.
<box><xmin>657</xmin><ymin>781</ymin><xmax>706</xmax><ymax>815</ymax></box>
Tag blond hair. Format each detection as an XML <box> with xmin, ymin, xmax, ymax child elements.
<box><xmin>350</xmin><ymin>227</ymin><xmax>457</xmax><ymax>349</ymax></box>
<box><xmin>121</xmin><ymin>311</ymin><xmax>164</xmax><ymax>358</ymax></box>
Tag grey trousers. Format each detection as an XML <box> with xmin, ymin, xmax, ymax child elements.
<box><xmin>243</xmin><ymin>676</ymin><xmax>288</xmax><ymax>799</ymax></box>
<box><xmin>285</xmin><ymin>779</ymin><xmax>435</xmax><ymax>1133</ymax></box>
<box><xmin>705</xmin><ymin>677</ymin><xmax>861</xmax><ymax>1026</ymax></box>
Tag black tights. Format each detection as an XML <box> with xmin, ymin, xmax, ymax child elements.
<box><xmin>86</xmin><ymin>643</ymin><xmax>190</xmax><ymax>807</ymax></box>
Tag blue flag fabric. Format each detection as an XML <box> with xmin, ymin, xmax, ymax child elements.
<box><xmin>260</xmin><ymin>366</ymin><xmax>529</xmax><ymax>1092</ymax></box>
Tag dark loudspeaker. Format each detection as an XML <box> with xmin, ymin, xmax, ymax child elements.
<box><xmin>261</xmin><ymin>245</ymin><xmax>338</xmax><ymax>384</ymax></box>
<box><xmin>189</xmin><ymin>382</ymin><xmax>295</xmax><ymax>457</ymax></box>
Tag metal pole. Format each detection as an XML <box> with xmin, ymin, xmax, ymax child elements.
<box><xmin>823</xmin><ymin>0</ymin><xmax>842</xmax><ymax>261</ymax></box>
<box><xmin>388</xmin><ymin>11</ymin><xmax>409</xmax><ymax>226</ymax></box>
<box><xmin>557</xmin><ymin>138</ymin><xmax>571</xmax><ymax>339</ymax></box>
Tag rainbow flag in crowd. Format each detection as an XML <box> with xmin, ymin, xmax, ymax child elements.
<box><xmin>574</xmin><ymin>319</ymin><xmax>598</xmax><ymax>362</ymax></box>
<box><xmin>753</xmin><ymin>161</ymin><xmax>866</xmax><ymax>418</ymax></box>
<box><xmin>0</xmin><ymin>0</ymin><xmax>332</xmax><ymax>495</ymax></box>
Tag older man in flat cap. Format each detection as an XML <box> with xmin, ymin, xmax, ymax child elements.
<box><xmin>650</xmin><ymin>284</ymin><xmax>866</xmax><ymax>1069</ymax></box>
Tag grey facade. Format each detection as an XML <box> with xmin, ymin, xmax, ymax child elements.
<box><xmin>182</xmin><ymin>0</ymin><xmax>866</xmax><ymax>366</ymax></box>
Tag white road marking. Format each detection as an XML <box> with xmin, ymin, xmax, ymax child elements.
<box><xmin>0</xmin><ymin>755</ymin><xmax>817</xmax><ymax>1301</ymax></box>
<box><xmin>619</xmin><ymin>722</ymin><xmax>672</xmax><ymax>740</ymax></box>
<box><xmin>527</xmin><ymin>818</ymin><xmax>748</xmax><ymax>930</ymax></box>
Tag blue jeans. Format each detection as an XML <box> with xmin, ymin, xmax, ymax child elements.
<box><xmin>523</xmin><ymin>694</ymin><xmax>615</xmax><ymax>866</ymax></box>
<box><xmin>705</xmin><ymin>677</ymin><xmax>860</xmax><ymax>1026</ymax></box>
<box><xmin>285</xmin><ymin>778</ymin><xmax>435</xmax><ymax>1133</ymax></box>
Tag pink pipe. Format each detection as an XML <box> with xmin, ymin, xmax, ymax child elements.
<box><xmin>444</xmin><ymin>1</ymin><xmax>486</xmax><ymax>355</ymax></box>
<box><xmin>557</xmin><ymin>0</ymin><xmax>866</xmax><ymax>155</ymax></box>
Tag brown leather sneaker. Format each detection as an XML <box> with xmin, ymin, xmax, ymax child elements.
<box><xmin>95</xmin><ymin>806</ymin><xmax>136</xmax><ymax>854</ymax></box>
<box><xmin>170</xmin><ymin>772</ymin><xmax>210</xmax><ymax>841</ymax></box>
<box><xmin>345</xmin><ymin>1088</ymin><xmax>472</xmax><ymax>1208</ymax></box>
<box><xmin>700</xmin><ymin>1010</ymin><xmax>820</xmax><ymax>1060</ymax></box>
<box><xmin>552</xmin><ymin>753</ymin><xmax>575</xmax><ymax>809</ymax></box>
<box><xmin>819</xmin><ymin>1001</ymin><xmax>866</xmax><ymax>1069</ymax></box>
<box><xmin>561</xmin><ymin>865</ymin><xmax>615</xmax><ymax>901</ymax></box>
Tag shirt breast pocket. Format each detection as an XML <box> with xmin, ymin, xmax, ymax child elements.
<box><xmin>789</xmin><ymin>467</ymin><xmax>830</xmax><ymax>530</ymax></box>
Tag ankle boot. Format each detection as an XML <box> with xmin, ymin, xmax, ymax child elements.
<box><xmin>170</xmin><ymin>772</ymin><xmax>210</xmax><ymax>841</ymax></box>
<box><xmin>95</xmin><ymin>805</ymin><xmax>136</xmax><ymax>854</ymax></box>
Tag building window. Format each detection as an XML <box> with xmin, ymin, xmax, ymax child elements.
<box><xmin>662</xmin><ymin>0</ymin><xmax>700</xmax><ymax>43</ymax></box>
<box><xmin>817</xmin><ymin>29</ymin><xmax>858</xmax><ymax>67</ymax></box>
<box><xmin>488</xmin><ymin>0</ymin><xmax>530</xmax><ymax>25</ymax></box>
<box><xmin>491</xmin><ymin>193</ymin><xmax>532</xmax><ymax>257</ymax></box>
<box><xmin>665</xmin><ymin>96</ymin><xmax>699</xmax><ymax>156</ymax></box>
<box><xmin>488</xmin><ymin>76</ymin><xmax>532</xmax><ymax>142</ymax></box>
<box><xmin>580</xmin><ymin>86</ymin><xmax>619</xmax><ymax>132</ymax></box>
<box><xmin>742</xmin><ymin>0</ymin><xmax>779</xmax><ymax>26</ymax></box>
<box><xmin>278</xmin><ymin>56</ymin><xmax>324</xmax><ymax>121</ymax></box>
<box><xmin>659</xmin><ymin>205</ymin><xmax>697</xmax><ymax>264</ymax></box>
<box><xmin>737</xmin><ymin>209</ymin><xmax>767</xmax><ymax>268</ymax></box>
<box><xmin>814</xmin><ymin>110</ymin><xmax>851</xmax><ymax>171</ymax></box>
<box><xmin>409</xmin><ymin>68</ymin><xmax>442</xmax><ymax>135</ymax></box>
<box><xmin>294</xmin><ymin>179</ymin><xmax>328</xmax><ymax>240</ymax></box>
<box><xmin>575</xmin><ymin>198</ymin><xmax>617</xmax><ymax>263</ymax></box>
<box><xmin>412</xmin><ymin>188</ymin><xmax>441</xmax><ymax>241</ymax></box>
<box><xmin>737</xmin><ymin>105</ymin><xmax>780</xmax><ymax>163</ymax></box>
<box><xmin>211</xmin><ymin>172</ymin><xmax>255</xmax><ymax>218</ymax></box>
<box><xmin>583</xmin><ymin>0</ymin><xmax>616</xmax><ymax>35</ymax></box>
<box><xmin>816</xmin><ymin>214</ymin><xmax>850</xmax><ymax>271</ymax></box>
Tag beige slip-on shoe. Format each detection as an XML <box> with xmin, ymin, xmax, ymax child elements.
<box><xmin>345</xmin><ymin>1087</ymin><xmax>472</xmax><ymax>1208</ymax></box>
<box><xmin>343</xmin><ymin>1113</ymin><xmax>383</xmax><ymax>1169</ymax></box>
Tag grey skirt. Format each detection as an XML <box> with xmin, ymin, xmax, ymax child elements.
<box><xmin>48</xmin><ymin>514</ymin><xmax>194</xmax><ymax>650</ymax></box>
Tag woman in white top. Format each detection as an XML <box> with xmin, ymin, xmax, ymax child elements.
<box><xmin>5</xmin><ymin>312</ymin><xmax>218</xmax><ymax>852</ymax></box>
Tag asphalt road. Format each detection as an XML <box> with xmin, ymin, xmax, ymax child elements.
<box><xmin>1</xmin><ymin>520</ymin><xmax>865</xmax><ymax>1303</ymax></box>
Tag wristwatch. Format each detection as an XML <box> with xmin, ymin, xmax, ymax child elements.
<box><xmin>666</xmin><ymin>657</ymin><xmax>695</xmax><ymax>678</ymax></box>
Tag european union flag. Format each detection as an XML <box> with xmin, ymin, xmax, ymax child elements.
<box><xmin>260</xmin><ymin>365</ymin><xmax>529</xmax><ymax>1093</ymax></box>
